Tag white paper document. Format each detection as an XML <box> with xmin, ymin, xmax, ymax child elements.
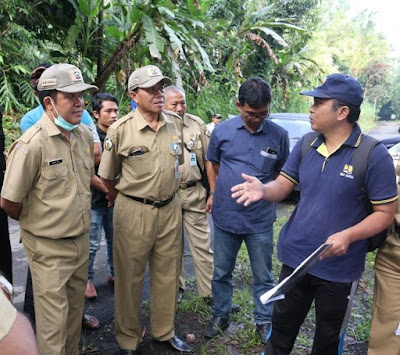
<box><xmin>260</xmin><ymin>243</ymin><xmax>332</xmax><ymax>305</ymax></box>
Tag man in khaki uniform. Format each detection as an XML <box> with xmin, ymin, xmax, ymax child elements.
<box><xmin>1</xmin><ymin>63</ymin><xmax>97</xmax><ymax>355</ymax></box>
<box><xmin>164</xmin><ymin>86</ymin><xmax>214</xmax><ymax>301</ymax></box>
<box><xmin>368</xmin><ymin>160</ymin><xmax>400</xmax><ymax>354</ymax></box>
<box><xmin>98</xmin><ymin>65</ymin><xmax>192</xmax><ymax>354</ymax></box>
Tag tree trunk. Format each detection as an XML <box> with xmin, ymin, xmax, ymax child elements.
<box><xmin>96</xmin><ymin>5</ymin><xmax>104</xmax><ymax>77</ymax></box>
<box><xmin>94</xmin><ymin>32</ymin><xmax>140</xmax><ymax>90</ymax></box>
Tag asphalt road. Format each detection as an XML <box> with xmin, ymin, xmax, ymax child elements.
<box><xmin>6</xmin><ymin>119</ymin><xmax>400</xmax><ymax>344</ymax></box>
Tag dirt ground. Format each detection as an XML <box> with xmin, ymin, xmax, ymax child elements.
<box><xmin>80</xmin><ymin>278</ymin><xmax>370</xmax><ymax>354</ymax></box>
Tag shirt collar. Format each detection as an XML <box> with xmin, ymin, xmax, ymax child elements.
<box><xmin>182</xmin><ymin>113</ymin><xmax>190</xmax><ymax>127</ymax></box>
<box><xmin>133</xmin><ymin>110</ymin><xmax>166</xmax><ymax>130</ymax></box>
<box><xmin>41</xmin><ymin>113</ymin><xmax>63</xmax><ymax>137</ymax></box>
<box><xmin>41</xmin><ymin>112</ymin><xmax>86</xmax><ymax>138</ymax></box>
<box><xmin>236</xmin><ymin>115</ymin><xmax>267</xmax><ymax>134</ymax></box>
<box><xmin>311</xmin><ymin>123</ymin><xmax>362</xmax><ymax>149</ymax></box>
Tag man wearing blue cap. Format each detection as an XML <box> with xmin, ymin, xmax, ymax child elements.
<box><xmin>231</xmin><ymin>73</ymin><xmax>397</xmax><ymax>354</ymax></box>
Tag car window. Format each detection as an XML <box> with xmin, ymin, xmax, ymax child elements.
<box><xmin>270</xmin><ymin>118</ymin><xmax>311</xmax><ymax>139</ymax></box>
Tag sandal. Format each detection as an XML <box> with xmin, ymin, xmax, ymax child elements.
<box><xmin>82</xmin><ymin>314</ymin><xmax>100</xmax><ymax>330</ymax></box>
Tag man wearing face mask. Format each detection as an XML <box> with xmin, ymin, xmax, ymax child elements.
<box><xmin>1</xmin><ymin>63</ymin><xmax>97</xmax><ymax>355</ymax></box>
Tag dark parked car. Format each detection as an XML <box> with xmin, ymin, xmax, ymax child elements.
<box><xmin>268</xmin><ymin>113</ymin><xmax>312</xmax><ymax>202</ymax></box>
<box><xmin>269</xmin><ymin>113</ymin><xmax>312</xmax><ymax>151</ymax></box>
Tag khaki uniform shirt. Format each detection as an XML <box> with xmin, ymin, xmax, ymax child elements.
<box><xmin>98</xmin><ymin>109</ymin><xmax>184</xmax><ymax>200</ymax></box>
<box><xmin>0</xmin><ymin>290</ymin><xmax>17</xmax><ymax>342</ymax></box>
<box><xmin>387</xmin><ymin>162</ymin><xmax>400</xmax><ymax>247</ymax></box>
<box><xmin>1</xmin><ymin>114</ymin><xmax>94</xmax><ymax>239</ymax></box>
<box><xmin>179</xmin><ymin>113</ymin><xmax>209</xmax><ymax>184</ymax></box>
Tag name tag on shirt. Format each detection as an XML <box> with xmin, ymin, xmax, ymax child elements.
<box><xmin>189</xmin><ymin>152</ymin><xmax>197</xmax><ymax>167</ymax></box>
<box><xmin>260</xmin><ymin>147</ymin><xmax>278</xmax><ymax>159</ymax></box>
<box><xmin>48</xmin><ymin>158</ymin><xmax>63</xmax><ymax>166</ymax></box>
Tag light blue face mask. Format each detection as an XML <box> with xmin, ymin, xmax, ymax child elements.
<box><xmin>50</xmin><ymin>99</ymin><xmax>78</xmax><ymax>131</ymax></box>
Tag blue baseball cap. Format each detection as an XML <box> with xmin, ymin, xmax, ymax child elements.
<box><xmin>300</xmin><ymin>73</ymin><xmax>364</xmax><ymax>107</ymax></box>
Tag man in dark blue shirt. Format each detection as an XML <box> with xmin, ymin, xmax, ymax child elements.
<box><xmin>232</xmin><ymin>74</ymin><xmax>397</xmax><ymax>354</ymax></box>
<box><xmin>205</xmin><ymin>77</ymin><xmax>290</xmax><ymax>344</ymax></box>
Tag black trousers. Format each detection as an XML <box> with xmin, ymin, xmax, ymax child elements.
<box><xmin>265</xmin><ymin>264</ymin><xmax>352</xmax><ymax>355</ymax></box>
<box><xmin>0</xmin><ymin>207</ymin><xmax>12</xmax><ymax>283</ymax></box>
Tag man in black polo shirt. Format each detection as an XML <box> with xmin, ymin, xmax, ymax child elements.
<box><xmin>85</xmin><ymin>93</ymin><xmax>119</xmax><ymax>300</ymax></box>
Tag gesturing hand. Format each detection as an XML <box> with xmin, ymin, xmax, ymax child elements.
<box><xmin>231</xmin><ymin>173</ymin><xmax>264</xmax><ymax>207</ymax></box>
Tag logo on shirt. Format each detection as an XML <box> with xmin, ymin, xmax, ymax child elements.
<box><xmin>340</xmin><ymin>164</ymin><xmax>354</xmax><ymax>179</ymax></box>
<box><xmin>105</xmin><ymin>138</ymin><xmax>114</xmax><ymax>151</ymax></box>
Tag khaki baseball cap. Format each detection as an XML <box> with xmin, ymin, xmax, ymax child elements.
<box><xmin>128</xmin><ymin>65</ymin><xmax>172</xmax><ymax>92</ymax></box>
<box><xmin>37</xmin><ymin>63</ymin><xmax>98</xmax><ymax>93</ymax></box>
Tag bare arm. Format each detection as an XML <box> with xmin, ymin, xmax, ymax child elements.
<box><xmin>90</xmin><ymin>175</ymin><xmax>108</xmax><ymax>194</ymax></box>
<box><xmin>321</xmin><ymin>202</ymin><xmax>396</xmax><ymax>259</ymax></box>
<box><xmin>0</xmin><ymin>198</ymin><xmax>22</xmax><ymax>220</ymax></box>
<box><xmin>100</xmin><ymin>178</ymin><xmax>118</xmax><ymax>206</ymax></box>
<box><xmin>206</xmin><ymin>161</ymin><xmax>218</xmax><ymax>213</ymax></box>
<box><xmin>231</xmin><ymin>173</ymin><xmax>295</xmax><ymax>206</ymax></box>
<box><xmin>0</xmin><ymin>312</ymin><xmax>39</xmax><ymax>354</ymax></box>
<box><xmin>93</xmin><ymin>142</ymin><xmax>102</xmax><ymax>166</ymax></box>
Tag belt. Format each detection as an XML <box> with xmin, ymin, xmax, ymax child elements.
<box><xmin>179</xmin><ymin>180</ymin><xmax>198</xmax><ymax>189</ymax></box>
<box><xmin>124</xmin><ymin>194</ymin><xmax>175</xmax><ymax>208</ymax></box>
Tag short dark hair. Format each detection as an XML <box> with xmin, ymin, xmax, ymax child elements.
<box><xmin>238</xmin><ymin>77</ymin><xmax>272</xmax><ymax>108</ymax></box>
<box><xmin>332</xmin><ymin>99</ymin><xmax>360</xmax><ymax>124</ymax></box>
<box><xmin>30</xmin><ymin>63</ymin><xmax>52</xmax><ymax>90</ymax></box>
<box><xmin>92</xmin><ymin>93</ymin><xmax>119</xmax><ymax>112</ymax></box>
<box><xmin>38</xmin><ymin>90</ymin><xmax>58</xmax><ymax>109</ymax></box>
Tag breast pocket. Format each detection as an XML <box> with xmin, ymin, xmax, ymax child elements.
<box><xmin>124</xmin><ymin>150</ymin><xmax>155</xmax><ymax>179</ymax></box>
<box><xmin>41</xmin><ymin>164</ymin><xmax>71</xmax><ymax>199</ymax></box>
<box><xmin>255</xmin><ymin>150</ymin><xmax>279</xmax><ymax>175</ymax></box>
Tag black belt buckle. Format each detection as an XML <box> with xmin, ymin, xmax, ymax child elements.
<box><xmin>187</xmin><ymin>180</ymin><xmax>197</xmax><ymax>188</ymax></box>
<box><xmin>180</xmin><ymin>180</ymin><xmax>197</xmax><ymax>189</ymax></box>
<box><xmin>153</xmin><ymin>197</ymin><xmax>172</xmax><ymax>208</ymax></box>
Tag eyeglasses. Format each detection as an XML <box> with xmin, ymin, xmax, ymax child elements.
<box><xmin>242</xmin><ymin>109</ymin><xmax>269</xmax><ymax>120</ymax></box>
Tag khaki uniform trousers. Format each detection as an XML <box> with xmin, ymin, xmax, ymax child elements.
<box><xmin>114</xmin><ymin>193</ymin><xmax>182</xmax><ymax>350</ymax></box>
<box><xmin>368</xmin><ymin>234</ymin><xmax>400</xmax><ymax>355</ymax></box>
<box><xmin>21</xmin><ymin>229</ymin><xmax>88</xmax><ymax>355</ymax></box>
<box><xmin>178</xmin><ymin>182</ymin><xmax>213</xmax><ymax>297</ymax></box>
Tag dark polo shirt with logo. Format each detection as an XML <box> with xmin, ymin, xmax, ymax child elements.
<box><xmin>279</xmin><ymin>123</ymin><xmax>397</xmax><ymax>283</ymax></box>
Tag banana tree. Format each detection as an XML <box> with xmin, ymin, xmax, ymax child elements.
<box><xmin>211</xmin><ymin>1</ymin><xmax>306</xmax><ymax>79</ymax></box>
<box><xmin>63</xmin><ymin>0</ymin><xmax>214</xmax><ymax>92</ymax></box>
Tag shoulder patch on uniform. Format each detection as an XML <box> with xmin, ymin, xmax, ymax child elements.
<box><xmin>19</xmin><ymin>125</ymin><xmax>41</xmax><ymax>144</ymax></box>
<box><xmin>15</xmin><ymin>143</ymin><xmax>29</xmax><ymax>155</ymax></box>
<box><xmin>105</xmin><ymin>137</ymin><xmax>114</xmax><ymax>151</ymax></box>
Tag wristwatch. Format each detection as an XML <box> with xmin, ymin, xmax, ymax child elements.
<box><xmin>0</xmin><ymin>276</ymin><xmax>13</xmax><ymax>301</ymax></box>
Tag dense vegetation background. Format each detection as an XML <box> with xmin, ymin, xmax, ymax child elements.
<box><xmin>1</xmin><ymin>0</ymin><xmax>399</xmax><ymax>137</ymax></box>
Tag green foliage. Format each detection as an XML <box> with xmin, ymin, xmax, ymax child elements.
<box><xmin>186</xmin><ymin>71</ymin><xmax>238</xmax><ymax>122</ymax></box>
<box><xmin>0</xmin><ymin>0</ymin><xmax>398</xmax><ymax>123</ymax></box>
